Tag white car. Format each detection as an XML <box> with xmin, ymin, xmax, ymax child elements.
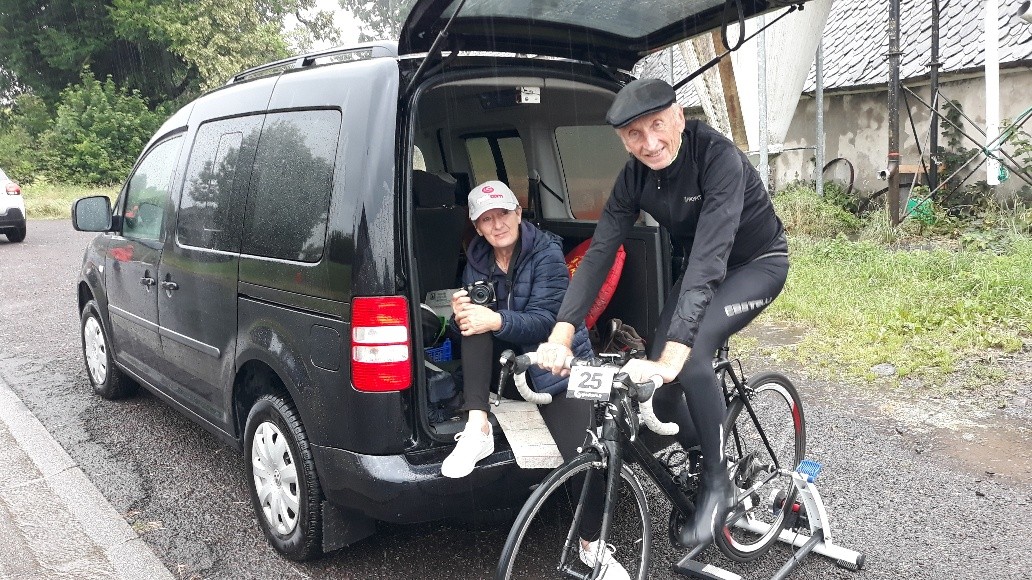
<box><xmin>0</xmin><ymin>167</ymin><xmax>26</xmax><ymax>243</ymax></box>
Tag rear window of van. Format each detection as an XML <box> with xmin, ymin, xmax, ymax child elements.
<box><xmin>241</xmin><ymin>109</ymin><xmax>342</xmax><ymax>262</ymax></box>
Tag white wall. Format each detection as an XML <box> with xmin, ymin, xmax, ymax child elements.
<box><xmin>772</xmin><ymin>66</ymin><xmax>1032</xmax><ymax>201</ymax></box>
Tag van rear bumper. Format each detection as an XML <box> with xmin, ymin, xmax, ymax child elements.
<box><xmin>312</xmin><ymin>443</ymin><xmax>544</xmax><ymax>523</ymax></box>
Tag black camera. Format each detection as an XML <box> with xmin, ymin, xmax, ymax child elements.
<box><xmin>464</xmin><ymin>280</ymin><xmax>497</xmax><ymax>307</ymax></box>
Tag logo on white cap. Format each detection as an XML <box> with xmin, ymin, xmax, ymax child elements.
<box><xmin>469</xmin><ymin>180</ymin><xmax>518</xmax><ymax>220</ymax></box>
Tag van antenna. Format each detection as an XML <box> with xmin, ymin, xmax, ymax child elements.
<box><xmin>672</xmin><ymin>1</ymin><xmax>801</xmax><ymax>92</ymax></box>
<box><xmin>406</xmin><ymin>0</ymin><xmax>472</xmax><ymax>95</ymax></box>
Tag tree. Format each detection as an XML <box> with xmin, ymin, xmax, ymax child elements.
<box><xmin>41</xmin><ymin>70</ymin><xmax>167</xmax><ymax>185</ymax></box>
<box><xmin>111</xmin><ymin>0</ymin><xmax>342</xmax><ymax>91</ymax></box>
<box><xmin>0</xmin><ymin>1</ymin><xmax>130</xmax><ymax>104</ymax></box>
<box><xmin>339</xmin><ymin>0</ymin><xmax>417</xmax><ymax>42</ymax></box>
<box><xmin>0</xmin><ymin>93</ymin><xmax>52</xmax><ymax>181</ymax></box>
<box><xmin>0</xmin><ymin>0</ymin><xmax>342</xmax><ymax>107</ymax></box>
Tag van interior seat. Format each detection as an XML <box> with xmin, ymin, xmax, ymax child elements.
<box><xmin>412</xmin><ymin>170</ymin><xmax>468</xmax><ymax>297</ymax></box>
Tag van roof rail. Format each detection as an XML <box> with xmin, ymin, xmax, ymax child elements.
<box><xmin>228</xmin><ymin>41</ymin><xmax>399</xmax><ymax>85</ymax></box>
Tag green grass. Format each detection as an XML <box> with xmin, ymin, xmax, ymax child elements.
<box><xmin>22</xmin><ymin>181</ymin><xmax>118</xmax><ymax>219</ymax></box>
<box><xmin>757</xmin><ymin>234</ymin><xmax>1032</xmax><ymax>390</ymax></box>
<box><xmin>754</xmin><ymin>184</ymin><xmax>1032</xmax><ymax>392</ymax></box>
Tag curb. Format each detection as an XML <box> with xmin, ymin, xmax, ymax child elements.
<box><xmin>0</xmin><ymin>376</ymin><xmax>173</xmax><ymax>579</ymax></box>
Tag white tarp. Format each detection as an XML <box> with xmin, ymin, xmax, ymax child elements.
<box><xmin>730</xmin><ymin>0</ymin><xmax>834</xmax><ymax>151</ymax></box>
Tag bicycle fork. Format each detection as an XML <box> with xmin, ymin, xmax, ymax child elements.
<box><xmin>585</xmin><ymin>439</ymin><xmax>624</xmax><ymax>580</ymax></box>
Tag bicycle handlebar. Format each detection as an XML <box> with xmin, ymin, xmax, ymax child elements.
<box><xmin>499</xmin><ymin>350</ymin><xmax>679</xmax><ymax>436</ymax></box>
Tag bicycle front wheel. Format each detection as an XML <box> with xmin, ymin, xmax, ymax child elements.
<box><xmin>717</xmin><ymin>371</ymin><xmax>806</xmax><ymax>562</ymax></box>
<box><xmin>497</xmin><ymin>452</ymin><xmax>651</xmax><ymax>580</ymax></box>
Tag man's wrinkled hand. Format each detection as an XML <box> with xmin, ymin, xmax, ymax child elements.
<box><xmin>620</xmin><ymin>358</ymin><xmax>679</xmax><ymax>384</ymax></box>
<box><xmin>536</xmin><ymin>342</ymin><xmax>573</xmax><ymax>377</ymax></box>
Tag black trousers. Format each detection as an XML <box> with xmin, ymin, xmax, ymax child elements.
<box><xmin>649</xmin><ymin>254</ymin><xmax>790</xmax><ymax>471</ymax></box>
<box><xmin>461</xmin><ymin>332</ymin><xmax>604</xmax><ymax>540</ymax></box>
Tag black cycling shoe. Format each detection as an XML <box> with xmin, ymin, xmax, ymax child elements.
<box><xmin>678</xmin><ymin>472</ymin><xmax>735</xmax><ymax>547</ymax></box>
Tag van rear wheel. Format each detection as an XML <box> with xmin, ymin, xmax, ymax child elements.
<box><xmin>244</xmin><ymin>394</ymin><xmax>323</xmax><ymax>561</ymax></box>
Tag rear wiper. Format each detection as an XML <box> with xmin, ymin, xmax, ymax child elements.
<box><xmin>673</xmin><ymin>1</ymin><xmax>803</xmax><ymax>91</ymax></box>
<box><xmin>405</xmin><ymin>0</ymin><xmax>471</xmax><ymax>96</ymax></box>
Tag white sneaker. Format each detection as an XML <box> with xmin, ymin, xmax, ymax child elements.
<box><xmin>579</xmin><ymin>540</ymin><xmax>630</xmax><ymax>580</ymax></box>
<box><xmin>441</xmin><ymin>422</ymin><xmax>494</xmax><ymax>478</ymax></box>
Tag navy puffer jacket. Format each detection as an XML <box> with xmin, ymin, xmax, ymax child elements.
<box><xmin>457</xmin><ymin>221</ymin><xmax>594</xmax><ymax>395</ymax></box>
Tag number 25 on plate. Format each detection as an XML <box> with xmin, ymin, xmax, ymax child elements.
<box><xmin>566</xmin><ymin>365</ymin><xmax>617</xmax><ymax>401</ymax></box>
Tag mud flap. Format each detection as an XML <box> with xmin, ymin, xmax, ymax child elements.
<box><xmin>322</xmin><ymin>501</ymin><xmax>376</xmax><ymax>553</ymax></box>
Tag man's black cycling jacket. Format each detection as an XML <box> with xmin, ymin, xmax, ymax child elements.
<box><xmin>557</xmin><ymin>120</ymin><xmax>788</xmax><ymax>347</ymax></box>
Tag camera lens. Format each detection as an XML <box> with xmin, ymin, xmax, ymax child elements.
<box><xmin>471</xmin><ymin>285</ymin><xmax>491</xmax><ymax>304</ymax></box>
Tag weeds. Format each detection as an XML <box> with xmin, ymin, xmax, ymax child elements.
<box><xmin>21</xmin><ymin>179</ymin><xmax>118</xmax><ymax>219</ymax></box>
<box><xmin>761</xmin><ymin>184</ymin><xmax>1032</xmax><ymax>392</ymax></box>
<box><xmin>772</xmin><ymin>181</ymin><xmax>861</xmax><ymax>237</ymax></box>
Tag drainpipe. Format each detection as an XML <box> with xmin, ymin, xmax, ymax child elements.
<box><xmin>816</xmin><ymin>39</ymin><xmax>825</xmax><ymax>197</ymax></box>
<box><xmin>888</xmin><ymin>0</ymin><xmax>902</xmax><ymax>224</ymax></box>
<box><xmin>929</xmin><ymin>0</ymin><xmax>941</xmax><ymax>192</ymax></box>
<box><xmin>986</xmin><ymin>0</ymin><xmax>1001</xmax><ymax>186</ymax></box>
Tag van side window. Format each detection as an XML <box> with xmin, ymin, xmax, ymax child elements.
<box><xmin>122</xmin><ymin>136</ymin><xmax>183</xmax><ymax>242</ymax></box>
<box><xmin>555</xmin><ymin>126</ymin><xmax>628</xmax><ymax>220</ymax></box>
<box><xmin>241</xmin><ymin>110</ymin><xmax>341</xmax><ymax>262</ymax></box>
<box><xmin>464</xmin><ymin>132</ymin><xmax>529</xmax><ymax>207</ymax></box>
<box><xmin>177</xmin><ymin>116</ymin><xmax>263</xmax><ymax>251</ymax></box>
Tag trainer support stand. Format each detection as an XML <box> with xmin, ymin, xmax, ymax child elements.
<box><xmin>673</xmin><ymin>460</ymin><xmax>865</xmax><ymax>580</ymax></box>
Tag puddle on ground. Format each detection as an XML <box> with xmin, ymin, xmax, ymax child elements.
<box><xmin>883</xmin><ymin>397</ymin><xmax>1032</xmax><ymax>485</ymax></box>
<box><xmin>744</xmin><ymin>321</ymin><xmax>1032</xmax><ymax>486</ymax></box>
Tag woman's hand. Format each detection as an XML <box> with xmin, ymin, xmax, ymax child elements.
<box><xmin>451</xmin><ymin>289</ymin><xmax>470</xmax><ymax>317</ymax></box>
<box><xmin>455</xmin><ymin>303</ymin><xmax>502</xmax><ymax>336</ymax></box>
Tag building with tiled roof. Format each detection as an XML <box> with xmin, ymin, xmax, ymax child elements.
<box><xmin>808</xmin><ymin>0</ymin><xmax>1031</xmax><ymax>92</ymax></box>
<box><xmin>636</xmin><ymin>0</ymin><xmax>1032</xmax><ymax>198</ymax></box>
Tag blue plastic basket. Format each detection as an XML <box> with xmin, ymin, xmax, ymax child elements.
<box><xmin>425</xmin><ymin>338</ymin><xmax>452</xmax><ymax>363</ymax></box>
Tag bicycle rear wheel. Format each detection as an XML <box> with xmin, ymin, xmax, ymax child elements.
<box><xmin>497</xmin><ymin>452</ymin><xmax>651</xmax><ymax>580</ymax></box>
<box><xmin>717</xmin><ymin>371</ymin><xmax>806</xmax><ymax>562</ymax></box>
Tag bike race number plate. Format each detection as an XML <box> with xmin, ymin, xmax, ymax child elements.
<box><xmin>566</xmin><ymin>365</ymin><xmax>617</xmax><ymax>402</ymax></box>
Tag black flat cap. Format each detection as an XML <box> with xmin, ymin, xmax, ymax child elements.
<box><xmin>606</xmin><ymin>78</ymin><xmax>676</xmax><ymax>128</ymax></box>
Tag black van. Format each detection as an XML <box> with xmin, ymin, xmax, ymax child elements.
<box><xmin>71</xmin><ymin>0</ymin><xmax>795</xmax><ymax>561</ymax></box>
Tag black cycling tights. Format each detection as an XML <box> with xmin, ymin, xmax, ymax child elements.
<box><xmin>461</xmin><ymin>332</ymin><xmax>604</xmax><ymax>540</ymax></box>
<box><xmin>649</xmin><ymin>254</ymin><xmax>789</xmax><ymax>472</ymax></box>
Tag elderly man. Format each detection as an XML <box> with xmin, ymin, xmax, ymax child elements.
<box><xmin>538</xmin><ymin>78</ymin><xmax>790</xmax><ymax>548</ymax></box>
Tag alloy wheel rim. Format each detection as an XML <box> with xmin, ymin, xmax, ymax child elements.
<box><xmin>83</xmin><ymin>316</ymin><xmax>108</xmax><ymax>385</ymax></box>
<box><xmin>251</xmin><ymin>421</ymin><xmax>301</xmax><ymax>535</ymax></box>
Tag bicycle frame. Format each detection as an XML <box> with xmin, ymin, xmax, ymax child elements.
<box><xmin>589</xmin><ymin>350</ymin><xmax>786</xmax><ymax>544</ymax></box>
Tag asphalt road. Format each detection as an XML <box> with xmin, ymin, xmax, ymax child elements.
<box><xmin>0</xmin><ymin>219</ymin><xmax>1029</xmax><ymax>579</ymax></box>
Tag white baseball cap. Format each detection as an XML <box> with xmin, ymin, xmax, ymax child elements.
<box><xmin>468</xmin><ymin>180</ymin><xmax>519</xmax><ymax>220</ymax></box>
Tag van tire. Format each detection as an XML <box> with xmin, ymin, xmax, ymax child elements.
<box><xmin>244</xmin><ymin>394</ymin><xmax>323</xmax><ymax>561</ymax></box>
<box><xmin>80</xmin><ymin>300</ymin><xmax>136</xmax><ymax>399</ymax></box>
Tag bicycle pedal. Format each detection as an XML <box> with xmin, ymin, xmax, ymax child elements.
<box><xmin>796</xmin><ymin>459</ymin><xmax>822</xmax><ymax>482</ymax></box>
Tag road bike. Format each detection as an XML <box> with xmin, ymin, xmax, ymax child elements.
<box><xmin>495</xmin><ymin>343</ymin><xmax>806</xmax><ymax>579</ymax></box>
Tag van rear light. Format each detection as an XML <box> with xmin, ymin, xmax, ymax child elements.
<box><xmin>4</xmin><ymin>183</ymin><xmax>19</xmax><ymax>195</ymax></box>
<box><xmin>351</xmin><ymin>296</ymin><xmax>412</xmax><ymax>392</ymax></box>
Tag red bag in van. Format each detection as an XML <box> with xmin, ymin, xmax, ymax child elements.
<box><xmin>565</xmin><ymin>239</ymin><xmax>625</xmax><ymax>329</ymax></box>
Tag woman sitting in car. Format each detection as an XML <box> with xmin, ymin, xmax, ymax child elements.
<box><xmin>442</xmin><ymin>180</ymin><xmax>594</xmax><ymax>479</ymax></box>
<box><xmin>442</xmin><ymin>181</ymin><xmax>623</xmax><ymax>576</ymax></box>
